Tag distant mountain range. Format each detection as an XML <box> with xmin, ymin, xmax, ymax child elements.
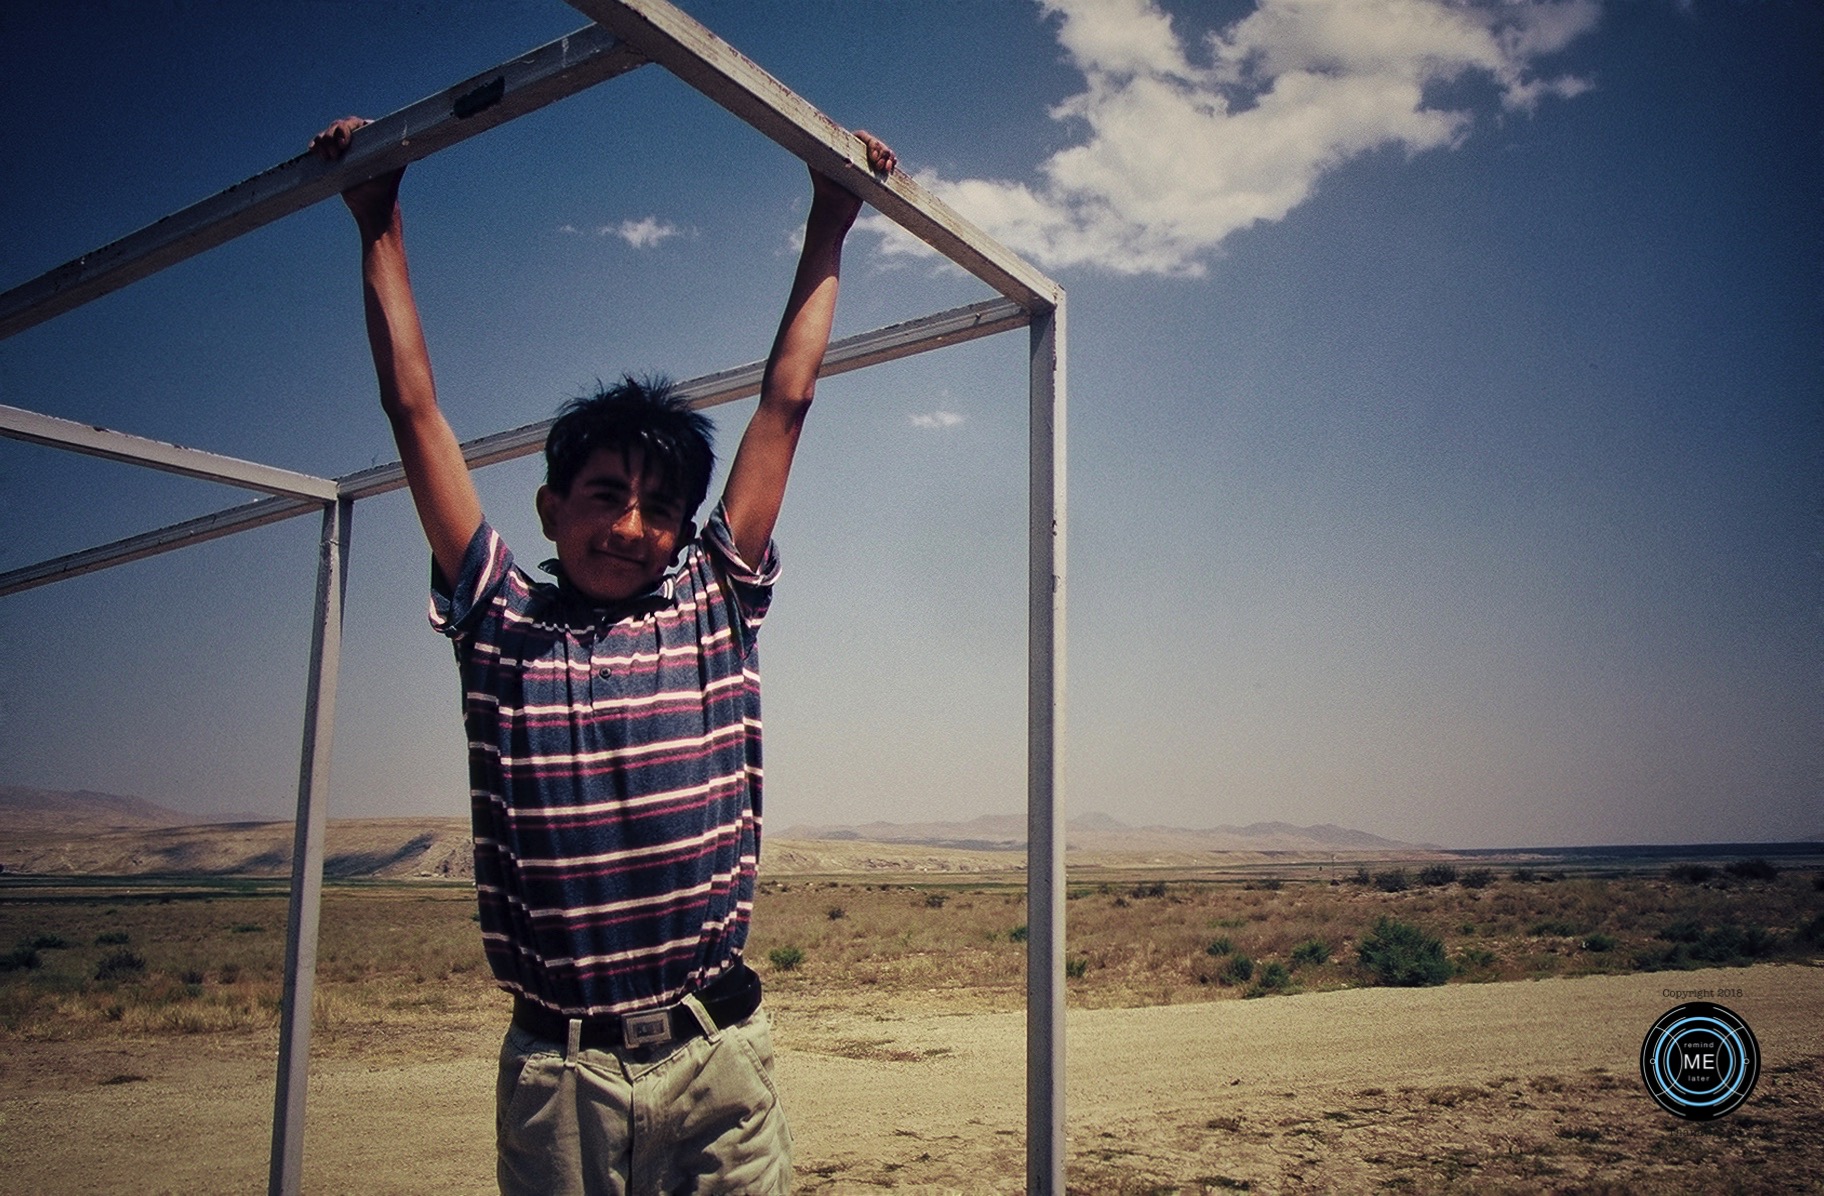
<box><xmin>778</xmin><ymin>812</ymin><xmax>1432</xmax><ymax>855</ymax></box>
<box><xmin>0</xmin><ymin>785</ymin><xmax>1439</xmax><ymax>878</ymax></box>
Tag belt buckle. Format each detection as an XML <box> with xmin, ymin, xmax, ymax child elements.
<box><xmin>621</xmin><ymin>1008</ymin><xmax>672</xmax><ymax>1049</ymax></box>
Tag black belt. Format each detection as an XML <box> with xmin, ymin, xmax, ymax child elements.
<box><xmin>512</xmin><ymin>962</ymin><xmax>762</xmax><ymax>1051</ymax></box>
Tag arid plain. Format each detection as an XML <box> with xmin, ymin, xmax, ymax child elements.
<box><xmin>2</xmin><ymin>792</ymin><xmax>1820</xmax><ymax>1193</ymax></box>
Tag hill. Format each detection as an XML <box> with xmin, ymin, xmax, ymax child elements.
<box><xmin>1</xmin><ymin>787</ymin><xmax>1437</xmax><ymax>880</ymax></box>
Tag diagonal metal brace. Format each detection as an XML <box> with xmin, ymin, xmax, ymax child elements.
<box><xmin>0</xmin><ymin>24</ymin><xmax>647</xmax><ymax>342</ymax></box>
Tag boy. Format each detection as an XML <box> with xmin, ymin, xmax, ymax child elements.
<box><xmin>311</xmin><ymin>115</ymin><xmax>895</xmax><ymax>1195</ymax></box>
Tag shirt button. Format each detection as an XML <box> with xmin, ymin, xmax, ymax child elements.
<box><xmin>598</xmin><ymin>668</ymin><xmax>611</xmax><ymax>679</ymax></box>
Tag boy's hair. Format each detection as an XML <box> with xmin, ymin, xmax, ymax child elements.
<box><xmin>544</xmin><ymin>375</ymin><xmax>716</xmax><ymax>523</ymax></box>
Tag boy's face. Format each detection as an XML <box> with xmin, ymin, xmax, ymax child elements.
<box><xmin>536</xmin><ymin>446</ymin><xmax>695</xmax><ymax>603</ymax></box>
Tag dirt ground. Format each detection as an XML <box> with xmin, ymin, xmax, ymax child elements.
<box><xmin>2</xmin><ymin>963</ymin><xmax>1819</xmax><ymax>1194</ymax></box>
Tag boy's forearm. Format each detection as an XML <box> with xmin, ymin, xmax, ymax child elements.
<box><xmin>351</xmin><ymin>204</ymin><xmax>482</xmax><ymax>578</ymax></box>
<box><xmin>760</xmin><ymin>207</ymin><xmax>851</xmax><ymax>405</ymax></box>
<box><xmin>359</xmin><ymin>213</ymin><xmax>437</xmax><ymax>422</ymax></box>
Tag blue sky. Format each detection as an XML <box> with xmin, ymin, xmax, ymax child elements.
<box><xmin>0</xmin><ymin>0</ymin><xmax>1816</xmax><ymax>848</ymax></box>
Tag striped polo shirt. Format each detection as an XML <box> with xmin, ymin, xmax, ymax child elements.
<box><xmin>430</xmin><ymin>502</ymin><xmax>776</xmax><ymax>1016</ymax></box>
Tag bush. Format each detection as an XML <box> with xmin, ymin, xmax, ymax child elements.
<box><xmin>1357</xmin><ymin>917</ymin><xmax>1452</xmax><ymax>987</ymax></box>
<box><xmin>1009</xmin><ymin>924</ymin><xmax>1029</xmax><ymax>943</ymax></box>
<box><xmin>1245</xmin><ymin>960</ymin><xmax>1291</xmax><ymax>998</ymax></box>
<box><xmin>1529</xmin><ymin>920</ymin><xmax>1582</xmax><ymax>937</ymax></box>
<box><xmin>1640</xmin><ymin>922</ymin><xmax>1780</xmax><ymax>969</ymax></box>
<box><xmin>1460</xmin><ymin>868</ymin><xmax>1494</xmax><ymax>890</ymax></box>
<box><xmin>95</xmin><ymin>930</ymin><xmax>130</xmax><ymax>946</ymax></box>
<box><xmin>1</xmin><ymin>944</ymin><xmax>42</xmax><ymax>972</ymax></box>
<box><xmin>1289</xmin><ymin>939</ymin><xmax>1330</xmax><ymax>968</ymax></box>
<box><xmin>825</xmin><ymin>905</ymin><xmax>846</xmax><ymax>920</ymax></box>
<box><xmin>95</xmin><ymin>949</ymin><xmax>147</xmax><ymax>982</ymax></box>
<box><xmin>922</xmin><ymin>893</ymin><xmax>948</xmax><ymax>909</ymax></box>
<box><xmin>1349</xmin><ymin>866</ymin><xmax>1372</xmax><ymax>886</ymax></box>
<box><xmin>1373</xmin><ymin>869</ymin><xmax>1410</xmax><ymax>893</ymax></box>
<box><xmin>1418</xmin><ymin>864</ymin><xmax>1458</xmax><ymax>887</ymax></box>
<box><xmin>1723</xmin><ymin>858</ymin><xmax>1778</xmax><ymax>881</ymax></box>
<box><xmin>1666</xmin><ymin>863</ymin><xmax>1717</xmax><ymax>884</ymax></box>
<box><xmin>1456</xmin><ymin>947</ymin><xmax>1497</xmax><ymax>971</ymax></box>
<box><xmin>767</xmin><ymin>946</ymin><xmax>804</xmax><ymax>971</ymax></box>
<box><xmin>1511</xmin><ymin>868</ymin><xmax>1538</xmax><ymax>883</ymax></box>
<box><xmin>1130</xmin><ymin>882</ymin><xmax>1167</xmax><ymax>899</ymax></box>
<box><xmin>1581</xmin><ymin>933</ymin><xmax>1616</xmax><ymax>952</ymax></box>
<box><xmin>1206</xmin><ymin>937</ymin><xmax>1234</xmax><ymax>957</ymax></box>
<box><xmin>1065</xmin><ymin>957</ymin><xmax>1089</xmax><ymax>980</ymax></box>
<box><xmin>1219</xmin><ymin>954</ymin><xmax>1255</xmax><ymax>986</ymax></box>
<box><xmin>1799</xmin><ymin>914</ymin><xmax>1824</xmax><ymax>946</ymax></box>
<box><xmin>26</xmin><ymin>933</ymin><xmax>70</xmax><ymax>950</ymax></box>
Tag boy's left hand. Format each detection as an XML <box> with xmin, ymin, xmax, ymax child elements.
<box><xmin>809</xmin><ymin>130</ymin><xmax>896</xmax><ymax>229</ymax></box>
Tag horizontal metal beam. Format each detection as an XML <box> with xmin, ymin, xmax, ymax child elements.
<box><xmin>0</xmin><ymin>404</ymin><xmax>338</xmax><ymax>502</ymax></box>
<box><xmin>0</xmin><ymin>298</ymin><xmax>1027</xmax><ymax>597</ymax></box>
<box><xmin>566</xmin><ymin>0</ymin><xmax>1062</xmax><ymax>315</ymax></box>
<box><xmin>0</xmin><ymin>25</ymin><xmax>648</xmax><ymax>342</ymax></box>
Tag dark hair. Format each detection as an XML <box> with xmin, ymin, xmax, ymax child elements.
<box><xmin>544</xmin><ymin>375</ymin><xmax>715</xmax><ymax>522</ymax></box>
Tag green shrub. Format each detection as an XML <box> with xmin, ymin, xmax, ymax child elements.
<box><xmin>1206</xmin><ymin>937</ymin><xmax>1234</xmax><ymax>957</ymax></box>
<box><xmin>1219</xmin><ymin>954</ymin><xmax>1254</xmax><ymax>986</ymax></box>
<box><xmin>26</xmin><ymin>933</ymin><xmax>70</xmax><ymax>950</ymax></box>
<box><xmin>825</xmin><ymin>905</ymin><xmax>846</xmax><ymax>920</ymax></box>
<box><xmin>1065</xmin><ymin>957</ymin><xmax>1089</xmax><ymax>980</ymax></box>
<box><xmin>1349</xmin><ymin>867</ymin><xmax>1372</xmax><ymax>886</ymax></box>
<box><xmin>1529</xmin><ymin>920</ymin><xmax>1582</xmax><ymax>937</ymax></box>
<box><xmin>1799</xmin><ymin>914</ymin><xmax>1824</xmax><ymax>946</ymax></box>
<box><xmin>1511</xmin><ymin>868</ymin><xmax>1537</xmax><ymax>883</ymax></box>
<box><xmin>1373</xmin><ymin>869</ymin><xmax>1410</xmax><ymax>893</ymax></box>
<box><xmin>922</xmin><ymin>892</ymin><xmax>948</xmax><ymax>909</ymax></box>
<box><xmin>1581</xmin><ymin>933</ymin><xmax>1616</xmax><ymax>952</ymax></box>
<box><xmin>1418</xmin><ymin>864</ymin><xmax>1458</xmax><ymax>887</ymax></box>
<box><xmin>1289</xmin><ymin>939</ymin><xmax>1330</xmax><ymax>968</ymax></box>
<box><xmin>767</xmin><ymin>946</ymin><xmax>805</xmax><ymax>971</ymax></box>
<box><xmin>95</xmin><ymin>949</ymin><xmax>147</xmax><ymax>982</ymax></box>
<box><xmin>1130</xmin><ymin>882</ymin><xmax>1167</xmax><ymax>899</ymax></box>
<box><xmin>1724</xmin><ymin>858</ymin><xmax>1778</xmax><ymax>881</ymax></box>
<box><xmin>1460</xmin><ymin>868</ymin><xmax>1494</xmax><ymax>890</ymax></box>
<box><xmin>1357</xmin><ymin>917</ymin><xmax>1452</xmax><ymax>987</ymax></box>
<box><xmin>1455</xmin><ymin>947</ymin><xmax>1497</xmax><ymax>971</ymax></box>
<box><xmin>1</xmin><ymin>944</ymin><xmax>42</xmax><ymax>972</ymax></box>
<box><xmin>1009</xmin><ymin>924</ymin><xmax>1029</xmax><ymax>943</ymax></box>
<box><xmin>1666</xmin><ymin>863</ymin><xmax>1717</xmax><ymax>884</ymax></box>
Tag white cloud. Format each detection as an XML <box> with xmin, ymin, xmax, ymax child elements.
<box><xmin>555</xmin><ymin>216</ymin><xmax>683</xmax><ymax>249</ymax></box>
<box><xmin>611</xmin><ymin>216</ymin><xmax>680</xmax><ymax>249</ymax></box>
<box><xmin>862</xmin><ymin>0</ymin><xmax>1600</xmax><ymax>277</ymax></box>
<box><xmin>910</xmin><ymin>410</ymin><xmax>966</xmax><ymax>430</ymax></box>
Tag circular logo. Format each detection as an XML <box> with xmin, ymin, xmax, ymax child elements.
<box><xmin>1639</xmin><ymin>1002</ymin><xmax>1759</xmax><ymax>1120</ymax></box>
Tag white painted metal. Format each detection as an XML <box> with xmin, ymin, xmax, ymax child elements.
<box><xmin>0</xmin><ymin>299</ymin><xmax>1028</xmax><ymax>597</ymax></box>
<box><xmin>267</xmin><ymin>498</ymin><xmax>350</xmax><ymax>1196</ymax></box>
<box><xmin>1026</xmin><ymin>302</ymin><xmax>1067</xmax><ymax>1195</ymax></box>
<box><xmin>565</xmin><ymin>0</ymin><xmax>1061</xmax><ymax>315</ymax></box>
<box><xmin>0</xmin><ymin>404</ymin><xmax>339</xmax><ymax>501</ymax></box>
<box><xmin>0</xmin><ymin>3</ymin><xmax>1067</xmax><ymax>1191</ymax></box>
<box><xmin>0</xmin><ymin>25</ymin><xmax>647</xmax><ymax>341</ymax></box>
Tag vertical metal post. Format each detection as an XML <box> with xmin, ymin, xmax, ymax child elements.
<box><xmin>1026</xmin><ymin>297</ymin><xmax>1066</xmax><ymax>1195</ymax></box>
<box><xmin>267</xmin><ymin>496</ymin><xmax>351</xmax><ymax>1196</ymax></box>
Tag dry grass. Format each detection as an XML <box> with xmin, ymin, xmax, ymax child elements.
<box><xmin>2</xmin><ymin>865</ymin><xmax>1819</xmax><ymax>1041</ymax></box>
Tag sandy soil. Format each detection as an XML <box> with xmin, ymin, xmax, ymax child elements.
<box><xmin>3</xmin><ymin>964</ymin><xmax>1819</xmax><ymax>1194</ymax></box>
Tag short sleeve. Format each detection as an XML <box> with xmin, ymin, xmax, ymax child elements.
<box><xmin>699</xmin><ymin>501</ymin><xmax>779</xmax><ymax>638</ymax></box>
<box><xmin>429</xmin><ymin>520</ymin><xmax>517</xmax><ymax>640</ymax></box>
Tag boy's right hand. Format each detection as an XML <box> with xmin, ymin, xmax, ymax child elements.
<box><xmin>310</xmin><ymin>116</ymin><xmax>404</xmax><ymax>240</ymax></box>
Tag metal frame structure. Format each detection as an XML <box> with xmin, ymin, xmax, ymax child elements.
<box><xmin>0</xmin><ymin>1</ymin><xmax>1067</xmax><ymax>1192</ymax></box>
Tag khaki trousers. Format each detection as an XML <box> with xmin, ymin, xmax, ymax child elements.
<box><xmin>496</xmin><ymin>999</ymin><xmax>792</xmax><ymax>1196</ymax></box>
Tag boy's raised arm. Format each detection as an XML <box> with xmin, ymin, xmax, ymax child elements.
<box><xmin>721</xmin><ymin>131</ymin><xmax>896</xmax><ymax>567</ymax></box>
<box><xmin>312</xmin><ymin>117</ymin><xmax>482</xmax><ymax>583</ymax></box>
